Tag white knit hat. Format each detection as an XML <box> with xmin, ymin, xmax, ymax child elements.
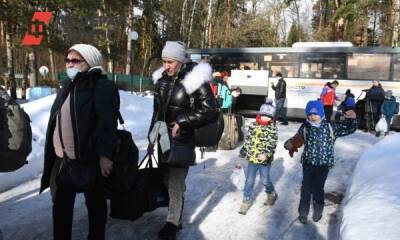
<box><xmin>161</xmin><ymin>41</ymin><xmax>186</xmax><ymax>63</ymax></box>
<box><xmin>68</xmin><ymin>44</ymin><xmax>103</xmax><ymax>68</ymax></box>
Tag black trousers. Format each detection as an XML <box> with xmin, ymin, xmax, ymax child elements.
<box><xmin>298</xmin><ymin>164</ymin><xmax>330</xmax><ymax>216</ymax></box>
<box><xmin>53</xmin><ymin>184</ymin><xmax>107</xmax><ymax>240</ymax></box>
<box><xmin>324</xmin><ymin>105</ymin><xmax>333</xmax><ymax>122</ymax></box>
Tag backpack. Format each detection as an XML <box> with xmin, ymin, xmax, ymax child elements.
<box><xmin>190</xmin><ymin>97</ymin><xmax>224</xmax><ymax>147</ymax></box>
<box><xmin>0</xmin><ymin>87</ymin><xmax>32</xmax><ymax>172</ymax></box>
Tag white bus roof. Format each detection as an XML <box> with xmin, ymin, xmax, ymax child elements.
<box><xmin>292</xmin><ymin>42</ymin><xmax>353</xmax><ymax>47</ymax></box>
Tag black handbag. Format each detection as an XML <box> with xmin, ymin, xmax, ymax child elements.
<box><xmin>107</xmin><ymin>113</ymin><xmax>139</xmax><ymax>193</ymax></box>
<box><xmin>190</xmin><ymin>96</ymin><xmax>224</xmax><ymax>147</ymax></box>
<box><xmin>56</xmin><ymin>157</ymin><xmax>98</xmax><ymax>193</ymax></box>
<box><xmin>166</xmin><ymin>140</ymin><xmax>195</xmax><ymax>168</ymax></box>
<box><xmin>55</xmin><ymin>110</ymin><xmax>98</xmax><ymax>193</ymax></box>
<box><xmin>194</xmin><ymin>110</ymin><xmax>224</xmax><ymax>147</ymax></box>
<box><xmin>109</xmin><ymin>152</ymin><xmax>169</xmax><ymax>221</ymax></box>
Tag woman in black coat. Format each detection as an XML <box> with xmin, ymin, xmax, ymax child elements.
<box><xmin>40</xmin><ymin>44</ymin><xmax>120</xmax><ymax>240</ymax></box>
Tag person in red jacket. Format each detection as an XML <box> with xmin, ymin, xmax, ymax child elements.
<box><xmin>320</xmin><ymin>80</ymin><xmax>339</xmax><ymax>122</ymax></box>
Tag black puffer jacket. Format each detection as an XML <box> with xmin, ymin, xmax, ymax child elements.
<box><xmin>367</xmin><ymin>85</ymin><xmax>385</xmax><ymax>103</ymax></box>
<box><xmin>150</xmin><ymin>62</ymin><xmax>217</xmax><ymax>141</ymax></box>
<box><xmin>149</xmin><ymin>62</ymin><xmax>217</xmax><ymax>165</ymax></box>
<box><xmin>40</xmin><ymin>68</ymin><xmax>120</xmax><ymax>193</ymax></box>
<box><xmin>272</xmin><ymin>77</ymin><xmax>286</xmax><ymax>99</ymax></box>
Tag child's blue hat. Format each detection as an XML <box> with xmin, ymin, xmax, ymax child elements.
<box><xmin>305</xmin><ymin>100</ymin><xmax>325</xmax><ymax>118</ymax></box>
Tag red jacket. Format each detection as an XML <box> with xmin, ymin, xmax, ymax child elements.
<box><xmin>320</xmin><ymin>84</ymin><xmax>337</xmax><ymax>106</ymax></box>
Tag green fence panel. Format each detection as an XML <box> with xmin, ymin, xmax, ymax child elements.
<box><xmin>57</xmin><ymin>72</ymin><xmax>153</xmax><ymax>92</ymax></box>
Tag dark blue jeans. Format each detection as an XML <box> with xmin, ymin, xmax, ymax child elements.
<box><xmin>298</xmin><ymin>164</ymin><xmax>330</xmax><ymax>217</ymax></box>
<box><xmin>275</xmin><ymin>98</ymin><xmax>287</xmax><ymax>122</ymax></box>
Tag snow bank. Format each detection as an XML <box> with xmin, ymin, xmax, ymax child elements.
<box><xmin>340</xmin><ymin>133</ymin><xmax>400</xmax><ymax>240</ymax></box>
<box><xmin>0</xmin><ymin>91</ymin><xmax>153</xmax><ymax>192</ymax></box>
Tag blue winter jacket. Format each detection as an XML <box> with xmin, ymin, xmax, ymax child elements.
<box><xmin>381</xmin><ymin>96</ymin><xmax>397</xmax><ymax>119</ymax></box>
<box><xmin>218</xmin><ymin>83</ymin><xmax>233</xmax><ymax>109</ymax></box>
<box><xmin>298</xmin><ymin>118</ymin><xmax>357</xmax><ymax>167</ymax></box>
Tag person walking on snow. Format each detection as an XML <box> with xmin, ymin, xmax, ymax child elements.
<box><xmin>238</xmin><ymin>100</ymin><xmax>278</xmax><ymax>215</ymax></box>
<box><xmin>148</xmin><ymin>41</ymin><xmax>217</xmax><ymax>240</ymax></box>
<box><xmin>320</xmin><ymin>80</ymin><xmax>339</xmax><ymax>122</ymax></box>
<box><xmin>40</xmin><ymin>44</ymin><xmax>120</xmax><ymax>240</ymax></box>
<box><xmin>380</xmin><ymin>90</ymin><xmax>397</xmax><ymax>135</ymax></box>
<box><xmin>271</xmin><ymin>72</ymin><xmax>288</xmax><ymax>125</ymax></box>
<box><xmin>284</xmin><ymin>100</ymin><xmax>357</xmax><ymax>224</ymax></box>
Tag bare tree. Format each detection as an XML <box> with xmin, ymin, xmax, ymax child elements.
<box><xmin>126</xmin><ymin>0</ymin><xmax>134</xmax><ymax>75</ymax></box>
<box><xmin>187</xmin><ymin>0</ymin><xmax>198</xmax><ymax>48</ymax></box>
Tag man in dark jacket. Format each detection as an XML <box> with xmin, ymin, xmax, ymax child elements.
<box><xmin>271</xmin><ymin>72</ymin><xmax>288</xmax><ymax>125</ymax></box>
<box><xmin>40</xmin><ymin>44</ymin><xmax>120</xmax><ymax>240</ymax></box>
<box><xmin>149</xmin><ymin>41</ymin><xmax>217</xmax><ymax>240</ymax></box>
<box><xmin>366</xmin><ymin>80</ymin><xmax>385</xmax><ymax>126</ymax></box>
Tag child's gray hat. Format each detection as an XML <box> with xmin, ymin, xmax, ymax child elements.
<box><xmin>259</xmin><ymin>100</ymin><xmax>275</xmax><ymax>117</ymax></box>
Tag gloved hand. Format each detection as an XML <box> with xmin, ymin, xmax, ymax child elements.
<box><xmin>284</xmin><ymin>133</ymin><xmax>304</xmax><ymax>157</ymax></box>
<box><xmin>147</xmin><ymin>143</ymin><xmax>154</xmax><ymax>154</ymax></box>
<box><xmin>238</xmin><ymin>151</ymin><xmax>246</xmax><ymax>158</ymax></box>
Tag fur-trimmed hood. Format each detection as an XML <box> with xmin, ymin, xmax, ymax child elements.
<box><xmin>152</xmin><ymin>62</ymin><xmax>212</xmax><ymax>95</ymax></box>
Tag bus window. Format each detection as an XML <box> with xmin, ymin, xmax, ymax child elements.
<box><xmin>301</xmin><ymin>62</ymin><xmax>322</xmax><ymax>78</ymax></box>
<box><xmin>347</xmin><ymin>54</ymin><xmax>390</xmax><ymax>80</ymax></box>
<box><xmin>265</xmin><ymin>53</ymin><xmax>299</xmax><ymax>78</ymax></box>
<box><xmin>210</xmin><ymin>53</ymin><xmax>259</xmax><ymax>72</ymax></box>
<box><xmin>300</xmin><ymin>53</ymin><xmax>345</xmax><ymax>79</ymax></box>
<box><xmin>392</xmin><ymin>54</ymin><xmax>400</xmax><ymax>81</ymax></box>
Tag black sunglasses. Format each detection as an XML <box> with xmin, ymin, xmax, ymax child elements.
<box><xmin>64</xmin><ymin>58</ymin><xmax>85</xmax><ymax>64</ymax></box>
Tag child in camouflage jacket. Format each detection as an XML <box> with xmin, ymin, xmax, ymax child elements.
<box><xmin>238</xmin><ymin>100</ymin><xmax>278</xmax><ymax>215</ymax></box>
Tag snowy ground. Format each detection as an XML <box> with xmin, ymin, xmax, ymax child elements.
<box><xmin>0</xmin><ymin>92</ymin><xmax>385</xmax><ymax>240</ymax></box>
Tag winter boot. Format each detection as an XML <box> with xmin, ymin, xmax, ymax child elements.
<box><xmin>264</xmin><ymin>192</ymin><xmax>278</xmax><ymax>206</ymax></box>
<box><xmin>298</xmin><ymin>215</ymin><xmax>308</xmax><ymax>224</ymax></box>
<box><xmin>158</xmin><ymin>222</ymin><xmax>180</xmax><ymax>240</ymax></box>
<box><xmin>238</xmin><ymin>200</ymin><xmax>252</xmax><ymax>215</ymax></box>
<box><xmin>312</xmin><ymin>200</ymin><xmax>324</xmax><ymax>222</ymax></box>
<box><xmin>298</xmin><ymin>203</ymin><xmax>310</xmax><ymax>224</ymax></box>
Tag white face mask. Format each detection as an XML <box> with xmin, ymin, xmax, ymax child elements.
<box><xmin>66</xmin><ymin>67</ymin><xmax>80</xmax><ymax>80</ymax></box>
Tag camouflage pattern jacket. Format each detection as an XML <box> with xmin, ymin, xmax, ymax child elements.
<box><xmin>240</xmin><ymin>121</ymin><xmax>278</xmax><ymax>164</ymax></box>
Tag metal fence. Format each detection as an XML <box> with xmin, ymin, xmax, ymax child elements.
<box><xmin>57</xmin><ymin>72</ymin><xmax>153</xmax><ymax>92</ymax></box>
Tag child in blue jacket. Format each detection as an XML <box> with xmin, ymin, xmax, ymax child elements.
<box><xmin>284</xmin><ymin>100</ymin><xmax>357</xmax><ymax>224</ymax></box>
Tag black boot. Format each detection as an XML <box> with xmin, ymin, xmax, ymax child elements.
<box><xmin>312</xmin><ymin>200</ymin><xmax>324</xmax><ymax>222</ymax></box>
<box><xmin>158</xmin><ymin>222</ymin><xmax>180</xmax><ymax>240</ymax></box>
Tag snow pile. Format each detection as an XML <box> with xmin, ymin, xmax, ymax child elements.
<box><xmin>0</xmin><ymin>91</ymin><xmax>153</xmax><ymax>192</ymax></box>
<box><xmin>340</xmin><ymin>133</ymin><xmax>400</xmax><ymax>240</ymax></box>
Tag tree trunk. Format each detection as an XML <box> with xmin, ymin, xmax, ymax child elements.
<box><xmin>187</xmin><ymin>0</ymin><xmax>198</xmax><ymax>48</ymax></box>
<box><xmin>22</xmin><ymin>53</ymin><xmax>29</xmax><ymax>100</ymax></box>
<box><xmin>0</xmin><ymin>21</ymin><xmax>4</xmax><ymax>47</ymax></box>
<box><xmin>28</xmin><ymin>51</ymin><xmax>37</xmax><ymax>87</ymax></box>
<box><xmin>225</xmin><ymin>0</ymin><xmax>232</xmax><ymax>47</ymax></box>
<box><xmin>392</xmin><ymin>0</ymin><xmax>400</xmax><ymax>47</ymax></box>
<box><xmin>48</xmin><ymin>47</ymin><xmax>56</xmax><ymax>83</ymax></box>
<box><xmin>294</xmin><ymin>1</ymin><xmax>301</xmax><ymax>42</ymax></box>
<box><xmin>126</xmin><ymin>0</ymin><xmax>134</xmax><ymax>75</ymax></box>
<box><xmin>100</xmin><ymin>0</ymin><xmax>112</xmax><ymax>73</ymax></box>
<box><xmin>6</xmin><ymin>22</ymin><xmax>16</xmax><ymax>99</ymax></box>
<box><xmin>205</xmin><ymin>0</ymin><xmax>213</xmax><ymax>48</ymax></box>
<box><xmin>180</xmin><ymin>0</ymin><xmax>188</xmax><ymax>39</ymax></box>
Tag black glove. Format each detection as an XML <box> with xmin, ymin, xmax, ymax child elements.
<box><xmin>147</xmin><ymin>143</ymin><xmax>154</xmax><ymax>154</ymax></box>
